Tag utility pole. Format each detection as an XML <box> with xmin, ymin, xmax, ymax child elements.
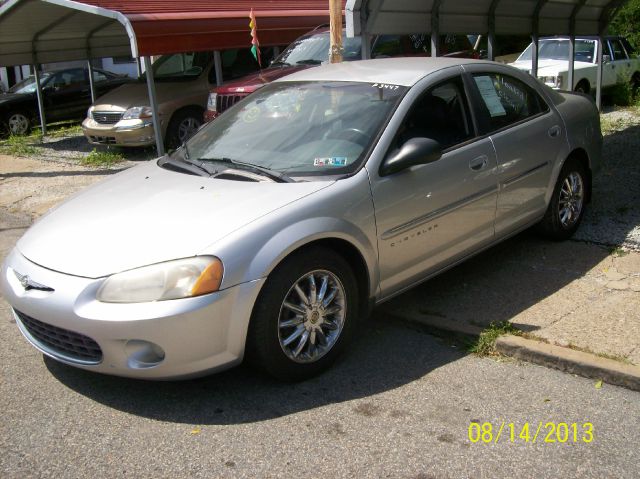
<box><xmin>329</xmin><ymin>0</ymin><xmax>343</xmax><ymax>63</ymax></box>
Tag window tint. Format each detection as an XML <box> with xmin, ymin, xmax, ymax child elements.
<box><xmin>49</xmin><ymin>69</ymin><xmax>86</xmax><ymax>89</ymax></box>
<box><xmin>472</xmin><ymin>73</ymin><xmax>547</xmax><ymax>132</ymax></box>
<box><xmin>397</xmin><ymin>76</ymin><xmax>473</xmax><ymax>150</ymax></box>
<box><xmin>609</xmin><ymin>39</ymin><xmax>628</xmax><ymax>61</ymax></box>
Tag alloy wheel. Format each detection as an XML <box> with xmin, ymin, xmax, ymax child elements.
<box><xmin>558</xmin><ymin>171</ymin><xmax>584</xmax><ymax>228</ymax></box>
<box><xmin>8</xmin><ymin>113</ymin><xmax>30</xmax><ymax>135</ymax></box>
<box><xmin>177</xmin><ymin>117</ymin><xmax>201</xmax><ymax>143</ymax></box>
<box><xmin>278</xmin><ymin>269</ymin><xmax>347</xmax><ymax>364</ymax></box>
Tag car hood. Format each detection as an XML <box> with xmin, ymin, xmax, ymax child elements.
<box><xmin>216</xmin><ymin>65</ymin><xmax>311</xmax><ymax>93</ymax></box>
<box><xmin>92</xmin><ymin>82</ymin><xmax>189</xmax><ymax>111</ymax></box>
<box><xmin>0</xmin><ymin>92</ymin><xmax>30</xmax><ymax>104</ymax></box>
<box><xmin>17</xmin><ymin>160</ymin><xmax>333</xmax><ymax>278</ymax></box>
<box><xmin>510</xmin><ymin>59</ymin><xmax>594</xmax><ymax>74</ymax></box>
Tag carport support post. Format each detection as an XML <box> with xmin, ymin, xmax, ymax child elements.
<box><xmin>568</xmin><ymin>35</ymin><xmax>575</xmax><ymax>91</ymax></box>
<box><xmin>32</xmin><ymin>64</ymin><xmax>47</xmax><ymax>136</ymax></box>
<box><xmin>213</xmin><ymin>51</ymin><xmax>223</xmax><ymax>86</ymax></box>
<box><xmin>531</xmin><ymin>34</ymin><xmax>539</xmax><ymax>78</ymax></box>
<box><xmin>596</xmin><ymin>36</ymin><xmax>604</xmax><ymax>111</ymax></box>
<box><xmin>142</xmin><ymin>56</ymin><xmax>165</xmax><ymax>156</ymax></box>
<box><xmin>86</xmin><ymin>60</ymin><xmax>96</xmax><ymax>104</ymax></box>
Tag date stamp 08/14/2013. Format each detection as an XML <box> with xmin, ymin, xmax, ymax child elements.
<box><xmin>468</xmin><ymin>422</ymin><xmax>594</xmax><ymax>444</ymax></box>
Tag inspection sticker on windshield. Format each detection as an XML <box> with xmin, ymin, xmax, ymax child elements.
<box><xmin>314</xmin><ymin>157</ymin><xmax>347</xmax><ymax>167</ymax></box>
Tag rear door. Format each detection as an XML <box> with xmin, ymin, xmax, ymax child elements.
<box><xmin>369</xmin><ymin>72</ymin><xmax>498</xmax><ymax>297</ymax></box>
<box><xmin>464</xmin><ymin>66</ymin><xmax>563</xmax><ymax>236</ymax></box>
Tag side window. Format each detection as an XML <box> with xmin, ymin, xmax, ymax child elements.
<box><xmin>397</xmin><ymin>76</ymin><xmax>473</xmax><ymax>150</ymax></box>
<box><xmin>609</xmin><ymin>39</ymin><xmax>628</xmax><ymax>61</ymax></box>
<box><xmin>92</xmin><ymin>70</ymin><xmax>108</xmax><ymax>82</ymax></box>
<box><xmin>472</xmin><ymin>73</ymin><xmax>547</xmax><ymax>132</ymax></box>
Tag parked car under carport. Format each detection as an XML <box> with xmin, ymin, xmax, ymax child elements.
<box><xmin>0</xmin><ymin>67</ymin><xmax>132</xmax><ymax>137</ymax></box>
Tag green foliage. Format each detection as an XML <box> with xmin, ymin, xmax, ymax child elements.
<box><xmin>80</xmin><ymin>148</ymin><xmax>124</xmax><ymax>167</ymax></box>
<box><xmin>0</xmin><ymin>134</ymin><xmax>40</xmax><ymax>157</ymax></box>
<box><xmin>608</xmin><ymin>0</ymin><xmax>640</xmax><ymax>50</ymax></box>
<box><xmin>469</xmin><ymin>321</ymin><xmax>521</xmax><ymax>356</ymax></box>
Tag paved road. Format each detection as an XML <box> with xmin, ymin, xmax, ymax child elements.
<box><xmin>1</xmin><ymin>303</ymin><xmax>638</xmax><ymax>478</ymax></box>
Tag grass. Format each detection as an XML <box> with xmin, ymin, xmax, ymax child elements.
<box><xmin>0</xmin><ymin>133</ymin><xmax>40</xmax><ymax>157</ymax></box>
<box><xmin>469</xmin><ymin>321</ymin><xmax>521</xmax><ymax>357</ymax></box>
<box><xmin>43</xmin><ymin>123</ymin><xmax>83</xmax><ymax>138</ymax></box>
<box><xmin>80</xmin><ymin>148</ymin><xmax>125</xmax><ymax>167</ymax></box>
<box><xmin>609</xmin><ymin>246</ymin><xmax>629</xmax><ymax>257</ymax></box>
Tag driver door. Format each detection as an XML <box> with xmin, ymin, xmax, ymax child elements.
<box><xmin>369</xmin><ymin>75</ymin><xmax>498</xmax><ymax>298</ymax></box>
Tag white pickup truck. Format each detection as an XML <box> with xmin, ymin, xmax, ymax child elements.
<box><xmin>510</xmin><ymin>36</ymin><xmax>640</xmax><ymax>94</ymax></box>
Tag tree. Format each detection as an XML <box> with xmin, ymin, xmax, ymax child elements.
<box><xmin>608</xmin><ymin>0</ymin><xmax>640</xmax><ymax>50</ymax></box>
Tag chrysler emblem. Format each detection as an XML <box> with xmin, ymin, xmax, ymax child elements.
<box><xmin>13</xmin><ymin>271</ymin><xmax>54</xmax><ymax>292</ymax></box>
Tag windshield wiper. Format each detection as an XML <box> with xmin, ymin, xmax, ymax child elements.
<box><xmin>296</xmin><ymin>59</ymin><xmax>322</xmax><ymax>65</ymax></box>
<box><xmin>200</xmin><ymin>157</ymin><xmax>296</xmax><ymax>183</ymax></box>
<box><xmin>158</xmin><ymin>156</ymin><xmax>216</xmax><ymax>177</ymax></box>
<box><xmin>271</xmin><ymin>60</ymin><xmax>292</xmax><ymax>67</ymax></box>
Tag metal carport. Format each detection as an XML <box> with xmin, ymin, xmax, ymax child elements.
<box><xmin>347</xmin><ymin>0</ymin><xmax>630</xmax><ymax>110</ymax></box>
<box><xmin>0</xmin><ymin>0</ymin><xmax>336</xmax><ymax>154</ymax></box>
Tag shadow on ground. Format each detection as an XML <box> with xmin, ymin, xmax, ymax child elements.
<box><xmin>45</xmin><ymin>316</ymin><xmax>464</xmax><ymax>425</ymax></box>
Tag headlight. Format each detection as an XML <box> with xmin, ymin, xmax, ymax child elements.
<box><xmin>122</xmin><ymin>106</ymin><xmax>153</xmax><ymax>120</ymax></box>
<box><xmin>97</xmin><ymin>256</ymin><xmax>224</xmax><ymax>303</ymax></box>
<box><xmin>87</xmin><ymin>106</ymin><xmax>94</xmax><ymax>120</ymax></box>
<box><xmin>539</xmin><ymin>75</ymin><xmax>563</xmax><ymax>88</ymax></box>
<box><xmin>207</xmin><ymin>93</ymin><xmax>217</xmax><ymax>112</ymax></box>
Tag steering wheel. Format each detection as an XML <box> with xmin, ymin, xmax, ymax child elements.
<box><xmin>328</xmin><ymin>127</ymin><xmax>369</xmax><ymax>146</ymax></box>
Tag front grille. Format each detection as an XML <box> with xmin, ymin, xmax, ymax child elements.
<box><xmin>216</xmin><ymin>93</ymin><xmax>247</xmax><ymax>113</ymax></box>
<box><xmin>92</xmin><ymin>111</ymin><xmax>123</xmax><ymax>124</ymax></box>
<box><xmin>89</xmin><ymin>135</ymin><xmax>116</xmax><ymax>145</ymax></box>
<box><xmin>14</xmin><ymin>309</ymin><xmax>102</xmax><ymax>364</ymax></box>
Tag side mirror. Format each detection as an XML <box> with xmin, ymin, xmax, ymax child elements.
<box><xmin>603</xmin><ymin>54</ymin><xmax>611</xmax><ymax>64</ymax></box>
<box><xmin>380</xmin><ymin>137</ymin><xmax>442</xmax><ymax>176</ymax></box>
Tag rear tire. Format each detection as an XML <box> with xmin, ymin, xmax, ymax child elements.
<box><xmin>246</xmin><ymin>246</ymin><xmax>358</xmax><ymax>381</ymax></box>
<box><xmin>538</xmin><ymin>158</ymin><xmax>588</xmax><ymax>240</ymax></box>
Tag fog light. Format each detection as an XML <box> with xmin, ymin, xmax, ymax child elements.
<box><xmin>125</xmin><ymin>340</ymin><xmax>165</xmax><ymax>369</ymax></box>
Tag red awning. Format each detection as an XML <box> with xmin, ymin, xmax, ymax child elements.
<box><xmin>80</xmin><ymin>1</ymin><xmax>338</xmax><ymax>56</ymax></box>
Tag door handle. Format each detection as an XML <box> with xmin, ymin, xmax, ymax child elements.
<box><xmin>548</xmin><ymin>125</ymin><xmax>561</xmax><ymax>138</ymax></box>
<box><xmin>469</xmin><ymin>155</ymin><xmax>488</xmax><ymax>171</ymax></box>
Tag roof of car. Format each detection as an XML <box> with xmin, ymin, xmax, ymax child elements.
<box><xmin>274</xmin><ymin>57</ymin><xmax>488</xmax><ymax>87</ymax></box>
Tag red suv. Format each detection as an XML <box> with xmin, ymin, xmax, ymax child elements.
<box><xmin>204</xmin><ymin>28</ymin><xmax>479</xmax><ymax>122</ymax></box>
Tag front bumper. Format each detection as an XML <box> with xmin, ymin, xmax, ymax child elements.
<box><xmin>82</xmin><ymin>117</ymin><xmax>158</xmax><ymax>147</ymax></box>
<box><xmin>1</xmin><ymin>248</ymin><xmax>265</xmax><ymax>380</ymax></box>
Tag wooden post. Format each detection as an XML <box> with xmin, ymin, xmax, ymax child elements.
<box><xmin>329</xmin><ymin>0</ymin><xmax>343</xmax><ymax>63</ymax></box>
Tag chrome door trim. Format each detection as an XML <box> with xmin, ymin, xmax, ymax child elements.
<box><xmin>381</xmin><ymin>185</ymin><xmax>498</xmax><ymax>240</ymax></box>
<box><xmin>501</xmin><ymin>161</ymin><xmax>550</xmax><ymax>188</ymax></box>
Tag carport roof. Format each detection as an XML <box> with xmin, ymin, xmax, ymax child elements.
<box><xmin>346</xmin><ymin>0</ymin><xmax>627</xmax><ymax>37</ymax></box>
<box><xmin>0</xmin><ymin>0</ymin><xmax>338</xmax><ymax>66</ymax></box>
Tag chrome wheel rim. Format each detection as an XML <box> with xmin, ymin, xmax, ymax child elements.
<box><xmin>8</xmin><ymin>113</ymin><xmax>29</xmax><ymax>135</ymax></box>
<box><xmin>177</xmin><ymin>117</ymin><xmax>200</xmax><ymax>143</ymax></box>
<box><xmin>278</xmin><ymin>269</ymin><xmax>347</xmax><ymax>364</ymax></box>
<box><xmin>558</xmin><ymin>171</ymin><xmax>584</xmax><ymax>228</ymax></box>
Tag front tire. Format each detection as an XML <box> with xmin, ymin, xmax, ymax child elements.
<box><xmin>165</xmin><ymin>107</ymin><xmax>203</xmax><ymax>149</ymax></box>
<box><xmin>246</xmin><ymin>246</ymin><xmax>358</xmax><ymax>381</ymax></box>
<box><xmin>538</xmin><ymin>158</ymin><xmax>587</xmax><ymax>240</ymax></box>
<box><xmin>6</xmin><ymin>111</ymin><xmax>31</xmax><ymax>136</ymax></box>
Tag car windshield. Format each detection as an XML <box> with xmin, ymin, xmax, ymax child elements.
<box><xmin>7</xmin><ymin>73</ymin><xmax>52</xmax><ymax>94</ymax></box>
<box><xmin>274</xmin><ymin>32</ymin><xmax>363</xmax><ymax>65</ymax></box>
<box><xmin>182</xmin><ymin>81</ymin><xmax>407</xmax><ymax>177</ymax></box>
<box><xmin>141</xmin><ymin>52</ymin><xmax>211</xmax><ymax>81</ymax></box>
<box><xmin>518</xmin><ymin>39</ymin><xmax>597</xmax><ymax>63</ymax></box>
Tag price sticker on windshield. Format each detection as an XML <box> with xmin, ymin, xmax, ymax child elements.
<box><xmin>314</xmin><ymin>157</ymin><xmax>348</xmax><ymax>167</ymax></box>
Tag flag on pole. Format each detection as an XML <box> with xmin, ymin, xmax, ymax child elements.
<box><xmin>249</xmin><ymin>8</ymin><xmax>262</xmax><ymax>68</ymax></box>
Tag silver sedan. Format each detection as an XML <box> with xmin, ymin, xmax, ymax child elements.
<box><xmin>0</xmin><ymin>58</ymin><xmax>601</xmax><ymax>381</ymax></box>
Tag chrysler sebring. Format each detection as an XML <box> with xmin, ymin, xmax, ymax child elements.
<box><xmin>0</xmin><ymin>58</ymin><xmax>601</xmax><ymax>381</ymax></box>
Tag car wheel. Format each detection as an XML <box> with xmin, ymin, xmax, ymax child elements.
<box><xmin>538</xmin><ymin>158</ymin><xmax>587</xmax><ymax>240</ymax></box>
<box><xmin>6</xmin><ymin>111</ymin><xmax>31</xmax><ymax>136</ymax></box>
<box><xmin>247</xmin><ymin>246</ymin><xmax>358</xmax><ymax>381</ymax></box>
<box><xmin>574</xmin><ymin>80</ymin><xmax>590</xmax><ymax>95</ymax></box>
<box><xmin>631</xmin><ymin>73</ymin><xmax>640</xmax><ymax>96</ymax></box>
<box><xmin>165</xmin><ymin>108</ymin><xmax>203</xmax><ymax>149</ymax></box>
